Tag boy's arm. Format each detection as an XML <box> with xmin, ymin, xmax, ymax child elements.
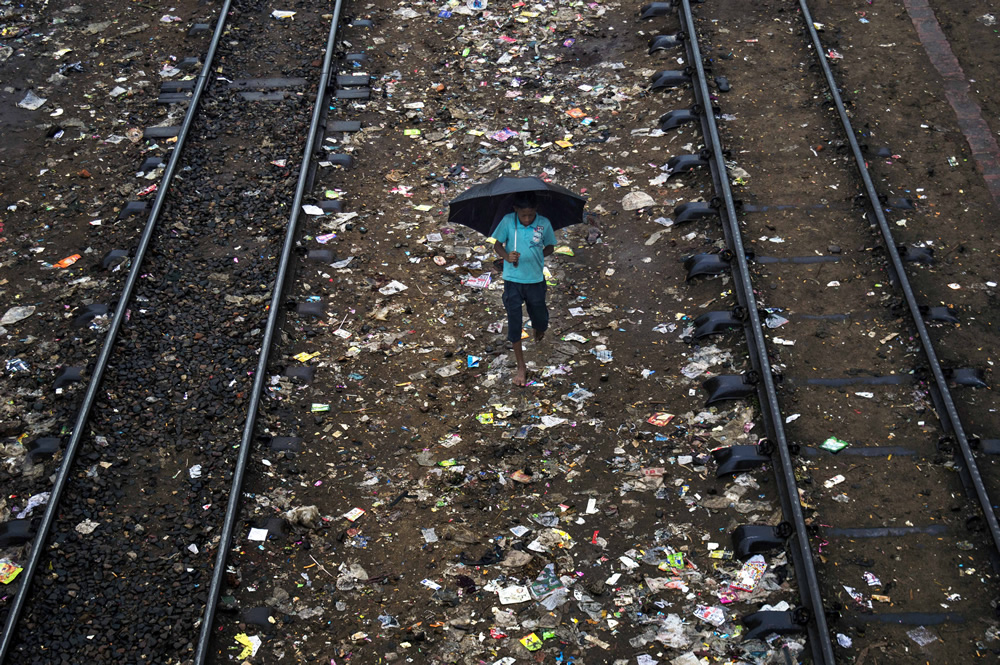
<box><xmin>543</xmin><ymin>245</ymin><xmax>555</xmax><ymax>257</ymax></box>
<box><xmin>495</xmin><ymin>241</ymin><xmax>513</xmax><ymax>262</ymax></box>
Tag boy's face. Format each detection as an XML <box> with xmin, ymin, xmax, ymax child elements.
<box><xmin>515</xmin><ymin>207</ymin><xmax>537</xmax><ymax>225</ymax></box>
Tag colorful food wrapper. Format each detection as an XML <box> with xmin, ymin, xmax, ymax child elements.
<box><xmin>529</xmin><ymin>563</ymin><xmax>563</xmax><ymax>598</ymax></box>
<box><xmin>519</xmin><ymin>633</ymin><xmax>543</xmax><ymax>651</ymax></box>
<box><xmin>731</xmin><ymin>554</ymin><xmax>767</xmax><ymax>592</ymax></box>
<box><xmin>693</xmin><ymin>604</ymin><xmax>726</xmax><ymax>626</ymax></box>
<box><xmin>820</xmin><ymin>436</ymin><xmax>850</xmax><ymax>453</ymax></box>
<box><xmin>0</xmin><ymin>560</ymin><xmax>23</xmax><ymax>584</ymax></box>
<box><xmin>647</xmin><ymin>412</ymin><xmax>675</xmax><ymax>426</ymax></box>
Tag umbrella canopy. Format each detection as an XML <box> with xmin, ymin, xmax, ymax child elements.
<box><xmin>447</xmin><ymin>176</ymin><xmax>587</xmax><ymax>238</ymax></box>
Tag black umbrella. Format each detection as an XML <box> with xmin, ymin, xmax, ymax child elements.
<box><xmin>447</xmin><ymin>176</ymin><xmax>587</xmax><ymax>238</ymax></box>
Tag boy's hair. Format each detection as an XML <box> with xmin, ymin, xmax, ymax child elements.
<box><xmin>511</xmin><ymin>192</ymin><xmax>538</xmax><ymax>210</ymax></box>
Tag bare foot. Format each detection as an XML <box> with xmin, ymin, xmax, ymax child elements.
<box><xmin>513</xmin><ymin>370</ymin><xmax>527</xmax><ymax>386</ymax></box>
<box><xmin>534</xmin><ymin>329</ymin><xmax>545</xmax><ymax>343</ymax></box>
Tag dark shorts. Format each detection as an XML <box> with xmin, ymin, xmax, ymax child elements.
<box><xmin>502</xmin><ymin>280</ymin><xmax>548</xmax><ymax>344</ymax></box>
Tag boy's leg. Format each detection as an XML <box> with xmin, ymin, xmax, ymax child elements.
<box><xmin>523</xmin><ymin>281</ymin><xmax>549</xmax><ymax>342</ymax></box>
<box><xmin>503</xmin><ymin>282</ymin><xmax>528</xmax><ymax>385</ymax></box>
<box><xmin>512</xmin><ymin>340</ymin><xmax>526</xmax><ymax>386</ymax></box>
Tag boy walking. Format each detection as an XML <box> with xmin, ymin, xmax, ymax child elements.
<box><xmin>491</xmin><ymin>192</ymin><xmax>556</xmax><ymax>386</ymax></box>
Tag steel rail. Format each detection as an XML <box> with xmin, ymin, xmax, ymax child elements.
<box><xmin>191</xmin><ymin>0</ymin><xmax>347</xmax><ymax>660</ymax></box>
<box><xmin>0</xmin><ymin>2</ymin><xmax>235</xmax><ymax>661</ymax></box>
<box><xmin>677</xmin><ymin>1</ymin><xmax>837</xmax><ymax>663</ymax></box>
<box><xmin>798</xmin><ymin>0</ymin><xmax>1000</xmax><ymax>556</ymax></box>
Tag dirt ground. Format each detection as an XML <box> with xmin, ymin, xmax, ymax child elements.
<box><xmin>3</xmin><ymin>0</ymin><xmax>1000</xmax><ymax>664</ymax></box>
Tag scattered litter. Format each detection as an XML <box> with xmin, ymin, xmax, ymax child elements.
<box><xmin>74</xmin><ymin>519</ymin><xmax>100</xmax><ymax>535</ymax></box>
<box><xmin>907</xmin><ymin>626</ymin><xmax>939</xmax><ymax>647</ymax></box>
<box><xmin>1</xmin><ymin>306</ymin><xmax>36</xmax><ymax>326</ymax></box>
<box><xmin>378</xmin><ymin>280</ymin><xmax>408</xmax><ymax>296</ymax></box>
<box><xmin>16</xmin><ymin>90</ymin><xmax>47</xmax><ymax>110</ymax></box>
<box><xmin>823</xmin><ymin>474</ymin><xmax>846</xmax><ymax>489</ymax></box>
<box><xmin>343</xmin><ymin>508</ymin><xmax>365</xmax><ymax>522</ymax></box>
<box><xmin>248</xmin><ymin>528</ymin><xmax>269</xmax><ymax>542</ymax></box>
<box><xmin>819</xmin><ymin>436</ymin><xmax>850</xmax><ymax>453</ymax></box>
<box><xmin>621</xmin><ymin>191</ymin><xmax>656</xmax><ymax>210</ymax></box>
<box><xmin>234</xmin><ymin>633</ymin><xmax>262</xmax><ymax>659</ymax></box>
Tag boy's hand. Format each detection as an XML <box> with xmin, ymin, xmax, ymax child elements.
<box><xmin>508</xmin><ymin>251</ymin><xmax>520</xmax><ymax>266</ymax></box>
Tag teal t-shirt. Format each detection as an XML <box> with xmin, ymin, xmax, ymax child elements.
<box><xmin>491</xmin><ymin>212</ymin><xmax>556</xmax><ymax>284</ymax></box>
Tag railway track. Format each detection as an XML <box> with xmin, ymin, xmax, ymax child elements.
<box><xmin>0</xmin><ymin>1</ymin><xmax>347</xmax><ymax>662</ymax></box>
<box><xmin>644</xmin><ymin>0</ymin><xmax>1000</xmax><ymax>662</ymax></box>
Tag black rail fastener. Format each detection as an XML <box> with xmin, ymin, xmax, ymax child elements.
<box><xmin>945</xmin><ymin>368</ymin><xmax>988</xmax><ymax>388</ymax></box>
<box><xmin>887</xmin><ymin>196</ymin><xmax>915</xmax><ymax>210</ymax></box>
<box><xmin>335</xmin><ymin>74</ymin><xmax>370</xmax><ymax>87</ymax></box>
<box><xmin>101</xmin><ymin>249</ymin><xmax>130</xmax><ymax>270</ymax></box>
<box><xmin>674</xmin><ymin>198</ymin><xmax>721</xmax><ymax>223</ymax></box>
<box><xmin>283</xmin><ymin>366</ymin><xmax>316</xmax><ymax>384</ymax></box>
<box><xmin>307</xmin><ymin>249</ymin><xmax>335</xmax><ymax>263</ymax></box>
<box><xmin>677</xmin><ymin>2</ymin><xmax>836</xmax><ymax>661</ymax></box>
<box><xmin>143</xmin><ymin>126</ymin><xmax>181</xmax><ymax>139</ymax></box>
<box><xmin>158</xmin><ymin>93</ymin><xmax>192</xmax><ymax>105</ymax></box>
<box><xmin>52</xmin><ymin>367</ymin><xmax>84</xmax><ymax>390</ymax></box>
<box><xmin>139</xmin><ymin>156</ymin><xmax>165</xmax><ymax>172</ymax></box>
<box><xmin>683</xmin><ymin>251</ymin><xmax>730</xmax><ymax>280</ymax></box>
<box><xmin>0</xmin><ymin>520</ymin><xmax>37</xmax><ymax>548</ymax></box>
<box><xmin>343</xmin><ymin>52</ymin><xmax>368</xmax><ymax>63</ymax></box>
<box><xmin>712</xmin><ymin>441</ymin><xmax>773</xmax><ymax>477</ymax></box>
<box><xmin>659</xmin><ymin>108</ymin><xmax>699</xmax><ymax>131</ymax></box>
<box><xmin>117</xmin><ymin>201</ymin><xmax>149</xmax><ymax>219</ymax></box>
<box><xmin>689</xmin><ymin>309</ymin><xmax>743</xmax><ymax>340</ymax></box>
<box><xmin>295</xmin><ymin>301</ymin><xmax>324</xmax><ymax>317</ymax></box>
<box><xmin>919</xmin><ymin>305</ymin><xmax>959</xmax><ymax>324</ymax></box>
<box><xmin>322</xmin><ymin>153</ymin><xmax>355</xmax><ymax>169</ymax></box>
<box><xmin>898</xmin><ymin>244</ymin><xmax>934</xmax><ymax>264</ymax></box>
<box><xmin>328</xmin><ymin>120</ymin><xmax>362</xmax><ymax>132</ymax></box>
<box><xmin>25</xmin><ymin>437</ymin><xmax>64</xmax><ymax>461</ymax></box>
<box><xmin>797</xmin><ymin>0</ymin><xmax>1000</xmax><ymax>558</ymax></box>
<box><xmin>161</xmin><ymin>80</ymin><xmax>196</xmax><ymax>93</ymax></box>
<box><xmin>975</xmin><ymin>439</ymin><xmax>1000</xmax><ymax>455</ymax></box>
<box><xmin>703</xmin><ymin>373</ymin><xmax>757</xmax><ymax>405</ymax></box>
<box><xmin>335</xmin><ymin>88</ymin><xmax>371</xmax><ymax>100</ymax></box>
<box><xmin>241</xmin><ymin>607</ymin><xmax>277</xmax><ymax>628</ymax></box>
<box><xmin>269</xmin><ymin>437</ymin><xmax>303</xmax><ymax>453</ymax></box>
<box><xmin>317</xmin><ymin>200</ymin><xmax>344</xmax><ymax>213</ymax></box>
<box><xmin>742</xmin><ymin>608</ymin><xmax>811</xmax><ymax>641</ymax></box>
<box><xmin>71</xmin><ymin>303</ymin><xmax>110</xmax><ymax>327</ymax></box>
<box><xmin>667</xmin><ymin>150</ymin><xmax>711</xmax><ymax>175</ymax></box>
<box><xmin>192</xmin><ymin>2</ymin><xmax>347</xmax><ymax>659</ymax></box>
<box><xmin>733</xmin><ymin>522</ymin><xmax>793</xmax><ymax>559</ymax></box>
<box><xmin>650</xmin><ymin>68</ymin><xmax>691</xmax><ymax>90</ymax></box>
<box><xmin>648</xmin><ymin>33</ymin><xmax>684</xmax><ymax>53</ymax></box>
<box><xmin>188</xmin><ymin>22</ymin><xmax>211</xmax><ymax>37</ymax></box>
<box><xmin>254</xmin><ymin>517</ymin><xmax>286</xmax><ymax>540</ymax></box>
<box><xmin>349</xmin><ymin>18</ymin><xmax>374</xmax><ymax>28</ymax></box>
<box><xmin>0</xmin><ymin>2</ymin><xmax>236</xmax><ymax>661</ymax></box>
<box><xmin>638</xmin><ymin>2</ymin><xmax>674</xmax><ymax>19</ymax></box>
